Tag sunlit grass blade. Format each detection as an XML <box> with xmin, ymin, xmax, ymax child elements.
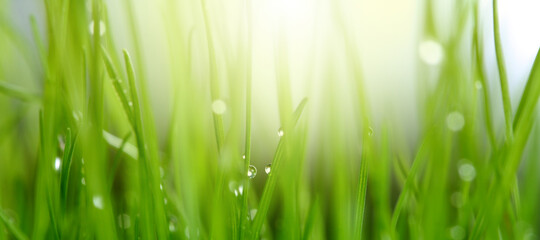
<box><xmin>250</xmin><ymin>98</ymin><xmax>308</xmax><ymax>239</ymax></box>
<box><xmin>0</xmin><ymin>81</ymin><xmax>41</xmax><ymax>102</ymax></box>
<box><xmin>492</xmin><ymin>0</ymin><xmax>513</xmax><ymax>141</ymax></box>
<box><xmin>60</xmin><ymin>128</ymin><xmax>77</xmax><ymax>209</ymax></box>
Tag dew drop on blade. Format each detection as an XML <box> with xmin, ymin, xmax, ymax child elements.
<box><xmin>247</xmin><ymin>165</ymin><xmax>257</xmax><ymax>179</ymax></box>
<box><xmin>278</xmin><ymin>128</ymin><xmax>284</xmax><ymax>137</ymax></box>
<box><xmin>265</xmin><ymin>163</ymin><xmax>272</xmax><ymax>174</ymax></box>
<box><xmin>212</xmin><ymin>99</ymin><xmax>227</xmax><ymax>115</ymax></box>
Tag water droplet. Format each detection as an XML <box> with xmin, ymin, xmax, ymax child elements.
<box><xmin>247</xmin><ymin>165</ymin><xmax>257</xmax><ymax>179</ymax></box>
<box><xmin>89</xmin><ymin>20</ymin><xmax>106</xmax><ymax>36</ymax></box>
<box><xmin>184</xmin><ymin>226</ymin><xmax>200</xmax><ymax>238</ymax></box>
<box><xmin>81</xmin><ymin>178</ymin><xmax>86</xmax><ymax>186</ymax></box>
<box><xmin>169</xmin><ymin>221</ymin><xmax>177</xmax><ymax>232</ymax></box>
<box><xmin>249</xmin><ymin>209</ymin><xmax>257</xmax><ymax>220</ymax></box>
<box><xmin>160</xmin><ymin>184</ymin><xmax>163</xmax><ymax>191</ymax></box>
<box><xmin>458</xmin><ymin>163</ymin><xmax>476</xmax><ymax>182</ymax></box>
<box><xmin>212</xmin><ymin>99</ymin><xmax>227</xmax><ymax>115</ymax></box>
<box><xmin>278</xmin><ymin>128</ymin><xmax>284</xmax><ymax>137</ymax></box>
<box><xmin>54</xmin><ymin>157</ymin><xmax>61</xmax><ymax>171</ymax></box>
<box><xmin>475</xmin><ymin>81</ymin><xmax>483</xmax><ymax>90</ymax></box>
<box><xmin>117</xmin><ymin>214</ymin><xmax>131</xmax><ymax>229</ymax></box>
<box><xmin>265</xmin><ymin>164</ymin><xmax>272</xmax><ymax>174</ymax></box>
<box><xmin>128</xmin><ymin>102</ymin><xmax>133</xmax><ymax>107</ymax></box>
<box><xmin>164</xmin><ymin>198</ymin><xmax>168</xmax><ymax>205</ymax></box>
<box><xmin>419</xmin><ymin>39</ymin><xmax>444</xmax><ymax>66</ymax></box>
<box><xmin>450</xmin><ymin>225</ymin><xmax>465</xmax><ymax>240</ymax></box>
<box><xmin>446</xmin><ymin>111</ymin><xmax>465</xmax><ymax>131</ymax></box>
<box><xmin>242</xmin><ymin>155</ymin><xmax>246</xmax><ymax>160</ymax></box>
<box><xmin>238</xmin><ymin>185</ymin><xmax>244</xmax><ymax>195</ymax></box>
<box><xmin>229</xmin><ymin>181</ymin><xmax>238</xmax><ymax>192</ymax></box>
<box><xmin>93</xmin><ymin>196</ymin><xmax>104</xmax><ymax>209</ymax></box>
<box><xmin>368</xmin><ymin>127</ymin><xmax>373</xmax><ymax>136</ymax></box>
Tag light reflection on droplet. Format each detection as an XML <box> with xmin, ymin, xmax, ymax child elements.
<box><xmin>117</xmin><ymin>214</ymin><xmax>131</xmax><ymax>229</ymax></box>
<box><xmin>446</xmin><ymin>111</ymin><xmax>465</xmax><ymax>131</ymax></box>
<box><xmin>247</xmin><ymin>165</ymin><xmax>257</xmax><ymax>179</ymax></box>
<box><xmin>212</xmin><ymin>99</ymin><xmax>227</xmax><ymax>115</ymax></box>
<box><xmin>419</xmin><ymin>39</ymin><xmax>444</xmax><ymax>66</ymax></box>
<box><xmin>54</xmin><ymin>157</ymin><xmax>61</xmax><ymax>171</ymax></box>
<box><xmin>89</xmin><ymin>20</ymin><xmax>106</xmax><ymax>36</ymax></box>
<box><xmin>265</xmin><ymin>164</ymin><xmax>272</xmax><ymax>175</ymax></box>
<box><xmin>93</xmin><ymin>196</ymin><xmax>104</xmax><ymax>209</ymax></box>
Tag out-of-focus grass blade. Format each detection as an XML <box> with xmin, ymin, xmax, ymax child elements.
<box><xmin>353</xmin><ymin>142</ymin><xmax>368</xmax><ymax>239</ymax></box>
<box><xmin>108</xmin><ymin>132</ymin><xmax>132</xmax><ymax>191</ymax></box>
<box><xmin>103</xmin><ymin>130</ymin><xmax>138</xmax><ymax>159</ymax></box>
<box><xmin>60</xmin><ymin>128</ymin><xmax>77</xmax><ymax>209</ymax></box>
<box><xmin>302</xmin><ymin>196</ymin><xmax>320</xmax><ymax>240</ymax></box>
<box><xmin>0</xmin><ymin>209</ymin><xmax>28</xmax><ymax>240</ymax></box>
<box><xmin>101</xmin><ymin>46</ymin><xmax>134</xmax><ymax>126</ymax></box>
<box><xmin>391</xmin><ymin>134</ymin><xmax>430</xmax><ymax>237</ymax></box>
<box><xmin>0</xmin><ymin>81</ymin><xmax>41</xmax><ymax>102</ymax></box>
<box><xmin>513</xmin><ymin>48</ymin><xmax>540</xmax><ymax>130</ymax></box>
<box><xmin>470</xmin><ymin>47</ymin><xmax>540</xmax><ymax>239</ymax></box>
<box><xmin>250</xmin><ymin>98</ymin><xmax>308</xmax><ymax>239</ymax></box>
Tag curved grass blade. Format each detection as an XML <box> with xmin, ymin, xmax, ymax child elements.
<box><xmin>492</xmin><ymin>0</ymin><xmax>513</xmax><ymax>141</ymax></box>
<box><xmin>101</xmin><ymin>46</ymin><xmax>134</xmax><ymax>126</ymax></box>
<box><xmin>0</xmin><ymin>81</ymin><xmax>41</xmax><ymax>102</ymax></box>
<box><xmin>60</xmin><ymin>128</ymin><xmax>78</xmax><ymax>209</ymax></box>
<box><xmin>0</xmin><ymin>209</ymin><xmax>28</xmax><ymax>240</ymax></box>
<box><xmin>250</xmin><ymin>98</ymin><xmax>308</xmax><ymax>239</ymax></box>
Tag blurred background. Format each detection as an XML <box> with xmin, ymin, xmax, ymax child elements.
<box><xmin>5</xmin><ymin>0</ymin><xmax>540</xmax><ymax>151</ymax></box>
<box><xmin>2</xmin><ymin>0</ymin><xmax>540</xmax><ymax>239</ymax></box>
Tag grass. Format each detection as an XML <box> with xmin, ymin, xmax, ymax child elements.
<box><xmin>1</xmin><ymin>0</ymin><xmax>540</xmax><ymax>239</ymax></box>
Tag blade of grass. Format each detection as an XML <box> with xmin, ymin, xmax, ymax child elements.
<box><xmin>0</xmin><ymin>209</ymin><xmax>28</xmax><ymax>240</ymax></box>
<box><xmin>0</xmin><ymin>81</ymin><xmax>41</xmax><ymax>102</ymax></box>
<box><xmin>492</xmin><ymin>0</ymin><xmax>513</xmax><ymax>141</ymax></box>
<box><xmin>250</xmin><ymin>98</ymin><xmax>308</xmax><ymax>239</ymax></box>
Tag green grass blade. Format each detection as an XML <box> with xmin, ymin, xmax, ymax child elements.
<box><xmin>0</xmin><ymin>210</ymin><xmax>28</xmax><ymax>240</ymax></box>
<box><xmin>250</xmin><ymin>98</ymin><xmax>308</xmax><ymax>239</ymax></box>
<box><xmin>0</xmin><ymin>81</ymin><xmax>40</xmax><ymax>102</ymax></box>
<box><xmin>492</xmin><ymin>0</ymin><xmax>513</xmax><ymax>141</ymax></box>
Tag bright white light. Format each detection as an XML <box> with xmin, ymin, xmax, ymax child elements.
<box><xmin>54</xmin><ymin>157</ymin><xmax>61</xmax><ymax>171</ymax></box>
<box><xmin>93</xmin><ymin>196</ymin><xmax>104</xmax><ymax>209</ymax></box>
<box><xmin>419</xmin><ymin>39</ymin><xmax>444</xmax><ymax>66</ymax></box>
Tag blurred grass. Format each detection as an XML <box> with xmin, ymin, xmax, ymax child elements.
<box><xmin>1</xmin><ymin>0</ymin><xmax>540</xmax><ymax>239</ymax></box>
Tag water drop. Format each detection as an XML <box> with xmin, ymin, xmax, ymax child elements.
<box><xmin>54</xmin><ymin>157</ymin><xmax>61</xmax><ymax>171</ymax></box>
<box><xmin>278</xmin><ymin>128</ymin><xmax>284</xmax><ymax>137</ymax></box>
<box><xmin>419</xmin><ymin>39</ymin><xmax>444</xmax><ymax>66</ymax></box>
<box><xmin>117</xmin><ymin>214</ymin><xmax>131</xmax><ymax>229</ymax></box>
<box><xmin>265</xmin><ymin>164</ymin><xmax>272</xmax><ymax>174</ymax></box>
<box><xmin>247</xmin><ymin>165</ymin><xmax>257</xmax><ymax>179</ymax></box>
<box><xmin>458</xmin><ymin>163</ymin><xmax>476</xmax><ymax>182</ymax></box>
<box><xmin>93</xmin><ymin>196</ymin><xmax>104</xmax><ymax>209</ymax></box>
<box><xmin>238</xmin><ymin>185</ymin><xmax>244</xmax><ymax>195</ymax></box>
<box><xmin>368</xmin><ymin>127</ymin><xmax>373</xmax><ymax>136</ymax></box>
<box><xmin>249</xmin><ymin>209</ymin><xmax>257</xmax><ymax>220</ymax></box>
<box><xmin>169</xmin><ymin>221</ymin><xmax>177</xmax><ymax>232</ymax></box>
<box><xmin>242</xmin><ymin>154</ymin><xmax>246</xmax><ymax>160</ymax></box>
<box><xmin>160</xmin><ymin>184</ymin><xmax>163</xmax><ymax>191</ymax></box>
<box><xmin>475</xmin><ymin>81</ymin><xmax>483</xmax><ymax>90</ymax></box>
<box><xmin>128</xmin><ymin>101</ymin><xmax>133</xmax><ymax>107</ymax></box>
<box><xmin>212</xmin><ymin>99</ymin><xmax>227</xmax><ymax>115</ymax></box>
<box><xmin>81</xmin><ymin>178</ymin><xmax>86</xmax><ymax>186</ymax></box>
<box><xmin>89</xmin><ymin>20</ymin><xmax>106</xmax><ymax>36</ymax></box>
<box><xmin>446</xmin><ymin>111</ymin><xmax>465</xmax><ymax>131</ymax></box>
<box><xmin>450</xmin><ymin>225</ymin><xmax>465</xmax><ymax>240</ymax></box>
